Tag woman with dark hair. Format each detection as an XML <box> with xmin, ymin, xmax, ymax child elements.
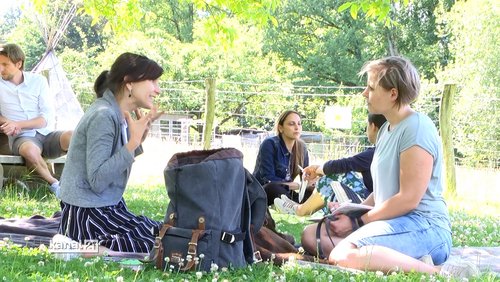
<box><xmin>57</xmin><ymin>52</ymin><xmax>164</xmax><ymax>254</ymax></box>
<box><xmin>253</xmin><ymin>110</ymin><xmax>311</xmax><ymax>206</ymax></box>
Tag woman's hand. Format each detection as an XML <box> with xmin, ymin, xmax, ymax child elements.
<box><xmin>303</xmin><ymin>165</ymin><xmax>321</xmax><ymax>181</ymax></box>
<box><xmin>133</xmin><ymin>106</ymin><xmax>164</xmax><ymax>143</ymax></box>
<box><xmin>328</xmin><ymin>214</ymin><xmax>354</xmax><ymax>238</ymax></box>
<box><xmin>284</xmin><ymin>182</ymin><xmax>300</xmax><ymax>190</ymax></box>
<box><xmin>124</xmin><ymin>110</ymin><xmax>151</xmax><ymax>152</ymax></box>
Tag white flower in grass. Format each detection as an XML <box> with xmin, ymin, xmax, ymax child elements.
<box><xmin>38</xmin><ymin>244</ymin><xmax>47</xmax><ymax>252</ymax></box>
<box><xmin>210</xmin><ymin>263</ymin><xmax>219</xmax><ymax>272</ymax></box>
<box><xmin>328</xmin><ymin>274</ymin><xmax>333</xmax><ymax>281</ymax></box>
<box><xmin>2</xmin><ymin>237</ymin><xmax>9</xmax><ymax>242</ymax></box>
<box><xmin>199</xmin><ymin>254</ymin><xmax>205</xmax><ymax>259</ymax></box>
<box><xmin>24</xmin><ymin>236</ymin><xmax>31</xmax><ymax>241</ymax></box>
<box><xmin>116</xmin><ymin>276</ymin><xmax>124</xmax><ymax>282</ymax></box>
<box><xmin>196</xmin><ymin>272</ymin><xmax>203</xmax><ymax>279</ymax></box>
<box><xmin>376</xmin><ymin>271</ymin><xmax>384</xmax><ymax>277</ymax></box>
<box><xmin>84</xmin><ymin>261</ymin><xmax>93</xmax><ymax>267</ymax></box>
<box><xmin>221</xmin><ymin>267</ymin><xmax>228</xmax><ymax>272</ymax></box>
<box><xmin>186</xmin><ymin>254</ymin><xmax>193</xmax><ymax>261</ymax></box>
<box><xmin>242</xmin><ymin>275</ymin><xmax>247</xmax><ymax>280</ymax></box>
<box><xmin>38</xmin><ymin>261</ymin><xmax>45</xmax><ymax>267</ymax></box>
<box><xmin>164</xmin><ymin>256</ymin><xmax>170</xmax><ymax>262</ymax></box>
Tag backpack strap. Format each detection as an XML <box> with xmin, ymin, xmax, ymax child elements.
<box><xmin>220</xmin><ymin>231</ymin><xmax>246</xmax><ymax>244</ymax></box>
<box><xmin>154</xmin><ymin>223</ymin><xmax>173</xmax><ymax>269</ymax></box>
<box><xmin>315</xmin><ymin>215</ymin><xmax>337</xmax><ymax>259</ymax></box>
<box><xmin>180</xmin><ymin>217</ymin><xmax>206</xmax><ymax>271</ymax></box>
<box><xmin>315</xmin><ymin>214</ymin><xmax>364</xmax><ymax>259</ymax></box>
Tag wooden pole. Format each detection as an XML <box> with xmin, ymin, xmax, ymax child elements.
<box><xmin>203</xmin><ymin>78</ymin><xmax>216</xmax><ymax>150</ymax></box>
<box><xmin>439</xmin><ymin>84</ymin><xmax>457</xmax><ymax>197</ymax></box>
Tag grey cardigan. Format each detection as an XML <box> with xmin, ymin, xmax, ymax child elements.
<box><xmin>59</xmin><ymin>90</ymin><xmax>142</xmax><ymax>207</ymax></box>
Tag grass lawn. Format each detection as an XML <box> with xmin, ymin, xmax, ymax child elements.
<box><xmin>1</xmin><ymin>140</ymin><xmax>498</xmax><ymax>281</ymax></box>
<box><xmin>1</xmin><ymin>179</ymin><xmax>498</xmax><ymax>282</ymax></box>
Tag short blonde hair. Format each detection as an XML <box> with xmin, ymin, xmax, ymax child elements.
<box><xmin>359</xmin><ymin>56</ymin><xmax>420</xmax><ymax>109</ymax></box>
<box><xmin>0</xmin><ymin>43</ymin><xmax>25</xmax><ymax>70</ymax></box>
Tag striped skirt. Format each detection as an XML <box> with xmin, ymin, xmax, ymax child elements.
<box><xmin>58</xmin><ymin>199</ymin><xmax>161</xmax><ymax>253</ymax></box>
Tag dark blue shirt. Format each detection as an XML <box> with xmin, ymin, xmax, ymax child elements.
<box><xmin>253</xmin><ymin>135</ymin><xmax>309</xmax><ymax>185</ymax></box>
<box><xmin>323</xmin><ymin>147</ymin><xmax>375</xmax><ymax>192</ymax></box>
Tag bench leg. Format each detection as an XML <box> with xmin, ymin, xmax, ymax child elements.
<box><xmin>53</xmin><ymin>163</ymin><xmax>64</xmax><ymax>178</ymax></box>
<box><xmin>0</xmin><ymin>164</ymin><xmax>3</xmax><ymax>188</ymax></box>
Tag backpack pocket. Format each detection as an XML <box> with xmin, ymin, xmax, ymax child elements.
<box><xmin>159</xmin><ymin>227</ymin><xmax>212</xmax><ymax>272</ymax></box>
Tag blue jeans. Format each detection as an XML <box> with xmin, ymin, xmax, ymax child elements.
<box><xmin>344</xmin><ymin>212</ymin><xmax>452</xmax><ymax>265</ymax></box>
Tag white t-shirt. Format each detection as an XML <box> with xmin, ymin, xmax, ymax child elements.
<box><xmin>0</xmin><ymin>71</ymin><xmax>55</xmax><ymax>139</ymax></box>
<box><xmin>372</xmin><ymin>112</ymin><xmax>451</xmax><ymax>231</ymax></box>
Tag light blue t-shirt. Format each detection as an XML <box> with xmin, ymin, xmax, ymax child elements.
<box><xmin>371</xmin><ymin>112</ymin><xmax>451</xmax><ymax>231</ymax></box>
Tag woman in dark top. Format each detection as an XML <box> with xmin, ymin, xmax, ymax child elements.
<box><xmin>253</xmin><ymin>110</ymin><xmax>310</xmax><ymax>206</ymax></box>
<box><xmin>274</xmin><ymin>114</ymin><xmax>386</xmax><ymax>216</ymax></box>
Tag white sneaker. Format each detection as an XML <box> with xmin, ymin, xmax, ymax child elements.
<box><xmin>274</xmin><ymin>196</ymin><xmax>297</xmax><ymax>215</ymax></box>
<box><xmin>49</xmin><ymin>181</ymin><xmax>60</xmax><ymax>198</ymax></box>
<box><xmin>440</xmin><ymin>258</ymin><xmax>479</xmax><ymax>279</ymax></box>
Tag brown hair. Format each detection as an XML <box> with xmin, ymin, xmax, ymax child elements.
<box><xmin>359</xmin><ymin>56</ymin><xmax>420</xmax><ymax>109</ymax></box>
<box><xmin>94</xmin><ymin>52</ymin><xmax>164</xmax><ymax>98</ymax></box>
<box><xmin>275</xmin><ymin>110</ymin><xmax>305</xmax><ymax>180</ymax></box>
<box><xmin>0</xmin><ymin>43</ymin><xmax>25</xmax><ymax>70</ymax></box>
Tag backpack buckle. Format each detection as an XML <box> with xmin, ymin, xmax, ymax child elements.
<box><xmin>220</xmin><ymin>232</ymin><xmax>236</xmax><ymax>244</ymax></box>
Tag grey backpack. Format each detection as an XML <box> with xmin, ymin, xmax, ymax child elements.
<box><xmin>150</xmin><ymin>148</ymin><xmax>267</xmax><ymax>272</ymax></box>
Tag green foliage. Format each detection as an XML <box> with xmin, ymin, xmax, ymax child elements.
<box><xmin>437</xmin><ymin>0</ymin><xmax>500</xmax><ymax>168</ymax></box>
<box><xmin>4</xmin><ymin>15</ymin><xmax>46</xmax><ymax>71</ymax></box>
<box><xmin>77</xmin><ymin>0</ymin><xmax>280</xmax><ymax>46</ymax></box>
<box><xmin>339</xmin><ymin>0</ymin><xmax>409</xmax><ymax>24</ymax></box>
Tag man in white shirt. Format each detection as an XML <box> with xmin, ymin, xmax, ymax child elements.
<box><xmin>0</xmin><ymin>43</ymin><xmax>72</xmax><ymax>196</ymax></box>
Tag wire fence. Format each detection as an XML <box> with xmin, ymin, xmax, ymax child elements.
<box><xmin>69</xmin><ymin>77</ymin><xmax>499</xmax><ymax>170</ymax></box>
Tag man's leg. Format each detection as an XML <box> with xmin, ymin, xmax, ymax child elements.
<box><xmin>18</xmin><ymin>141</ymin><xmax>58</xmax><ymax>185</ymax></box>
<box><xmin>59</xmin><ymin>130</ymin><xmax>72</xmax><ymax>151</ymax></box>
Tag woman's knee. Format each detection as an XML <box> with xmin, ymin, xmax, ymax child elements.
<box><xmin>329</xmin><ymin>241</ymin><xmax>358</xmax><ymax>266</ymax></box>
<box><xmin>300</xmin><ymin>224</ymin><xmax>317</xmax><ymax>254</ymax></box>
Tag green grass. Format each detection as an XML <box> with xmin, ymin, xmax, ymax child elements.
<box><xmin>1</xmin><ymin>182</ymin><xmax>499</xmax><ymax>281</ymax></box>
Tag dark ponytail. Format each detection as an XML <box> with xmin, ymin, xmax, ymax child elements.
<box><xmin>94</xmin><ymin>71</ymin><xmax>109</xmax><ymax>98</ymax></box>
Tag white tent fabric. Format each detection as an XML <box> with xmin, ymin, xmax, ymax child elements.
<box><xmin>32</xmin><ymin>50</ymin><xmax>83</xmax><ymax>130</ymax></box>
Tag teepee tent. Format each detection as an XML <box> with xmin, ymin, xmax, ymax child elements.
<box><xmin>31</xmin><ymin>2</ymin><xmax>83</xmax><ymax>130</ymax></box>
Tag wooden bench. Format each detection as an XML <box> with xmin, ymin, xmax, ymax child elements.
<box><xmin>0</xmin><ymin>155</ymin><xmax>66</xmax><ymax>188</ymax></box>
<box><xmin>0</xmin><ymin>133</ymin><xmax>67</xmax><ymax>188</ymax></box>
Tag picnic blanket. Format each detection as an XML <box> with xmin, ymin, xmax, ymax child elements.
<box><xmin>0</xmin><ymin>214</ymin><xmax>498</xmax><ymax>274</ymax></box>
